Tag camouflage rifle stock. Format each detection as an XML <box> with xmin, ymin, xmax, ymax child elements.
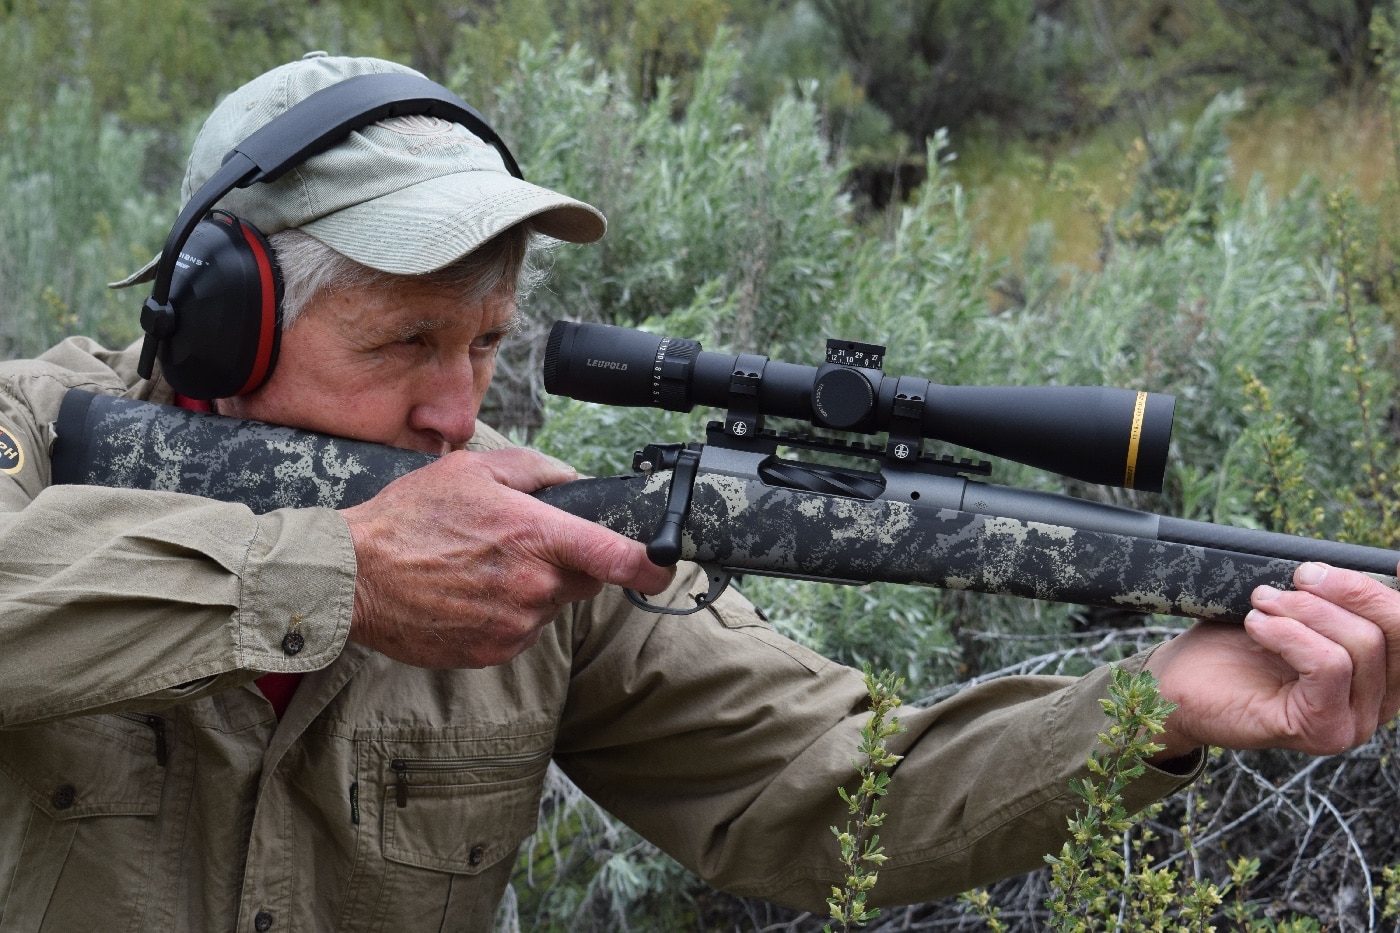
<box><xmin>51</xmin><ymin>388</ymin><xmax>1400</xmax><ymax>624</ymax></box>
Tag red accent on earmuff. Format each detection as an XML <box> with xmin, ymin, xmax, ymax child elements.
<box><xmin>236</xmin><ymin>220</ymin><xmax>280</xmax><ymax>395</ymax></box>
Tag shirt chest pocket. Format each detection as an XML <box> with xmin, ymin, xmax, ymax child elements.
<box><xmin>0</xmin><ymin>714</ymin><xmax>169</xmax><ymax>931</ymax></box>
<box><xmin>382</xmin><ymin>748</ymin><xmax>550</xmax><ymax>875</ymax></box>
<box><xmin>338</xmin><ymin>732</ymin><xmax>553</xmax><ymax>933</ymax></box>
<box><xmin>0</xmin><ymin>714</ymin><xmax>168</xmax><ymax>816</ymax></box>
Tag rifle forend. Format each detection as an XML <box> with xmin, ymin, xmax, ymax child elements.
<box><xmin>51</xmin><ymin>389</ymin><xmax>1400</xmax><ymax>625</ymax></box>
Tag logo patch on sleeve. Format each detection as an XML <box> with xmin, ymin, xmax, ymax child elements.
<box><xmin>0</xmin><ymin>425</ymin><xmax>24</xmax><ymax>475</ymax></box>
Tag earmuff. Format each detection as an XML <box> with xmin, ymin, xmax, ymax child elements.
<box><xmin>139</xmin><ymin>71</ymin><xmax>523</xmax><ymax>400</ymax></box>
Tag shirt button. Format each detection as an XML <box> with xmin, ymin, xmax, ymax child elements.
<box><xmin>253</xmin><ymin>910</ymin><xmax>274</xmax><ymax>931</ymax></box>
<box><xmin>281</xmin><ymin>632</ymin><xmax>305</xmax><ymax>655</ymax></box>
<box><xmin>468</xmin><ymin>844</ymin><xmax>485</xmax><ymax>867</ymax></box>
<box><xmin>50</xmin><ymin>784</ymin><xmax>76</xmax><ymax>810</ymax></box>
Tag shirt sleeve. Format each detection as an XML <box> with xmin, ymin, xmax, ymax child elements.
<box><xmin>0</xmin><ymin>360</ymin><xmax>357</xmax><ymax>726</ymax></box>
<box><xmin>554</xmin><ymin>568</ymin><xmax>1201</xmax><ymax>911</ymax></box>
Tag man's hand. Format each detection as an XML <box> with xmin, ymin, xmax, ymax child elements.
<box><xmin>1146</xmin><ymin>562</ymin><xmax>1400</xmax><ymax>763</ymax></box>
<box><xmin>340</xmin><ymin>448</ymin><xmax>674</xmax><ymax>668</ymax></box>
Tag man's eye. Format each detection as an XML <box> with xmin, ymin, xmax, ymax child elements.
<box><xmin>472</xmin><ymin>333</ymin><xmax>505</xmax><ymax>352</ymax></box>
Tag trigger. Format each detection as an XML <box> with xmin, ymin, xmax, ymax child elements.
<box><xmin>624</xmin><ymin>564</ymin><xmax>732</xmax><ymax>616</ymax></box>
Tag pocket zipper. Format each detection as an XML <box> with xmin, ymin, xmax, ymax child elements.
<box><xmin>118</xmin><ymin>713</ymin><xmax>169</xmax><ymax>766</ymax></box>
<box><xmin>389</xmin><ymin>749</ymin><xmax>550</xmax><ymax>808</ymax></box>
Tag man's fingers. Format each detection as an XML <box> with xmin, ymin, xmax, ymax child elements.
<box><xmin>466</xmin><ymin>449</ymin><xmax>677</xmax><ymax>592</ymax></box>
<box><xmin>540</xmin><ymin>512</ymin><xmax>676</xmax><ymax>595</ymax></box>
<box><xmin>465</xmin><ymin>447</ymin><xmax>579</xmax><ymax>493</ymax></box>
<box><xmin>1243</xmin><ymin>609</ymin><xmax>1360</xmax><ymax>753</ymax></box>
<box><xmin>1252</xmin><ymin>562</ymin><xmax>1400</xmax><ymax>739</ymax></box>
<box><xmin>1288</xmin><ymin>562</ymin><xmax>1400</xmax><ymax>624</ymax></box>
<box><xmin>1289</xmin><ymin>563</ymin><xmax>1400</xmax><ymax>719</ymax></box>
<box><xmin>1253</xmin><ymin>586</ymin><xmax>1385</xmax><ymax>713</ymax></box>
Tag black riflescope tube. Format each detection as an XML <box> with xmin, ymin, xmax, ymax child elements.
<box><xmin>544</xmin><ymin>321</ymin><xmax>1176</xmax><ymax>491</ymax></box>
<box><xmin>543</xmin><ymin>321</ymin><xmax>812</xmax><ymax>416</ymax></box>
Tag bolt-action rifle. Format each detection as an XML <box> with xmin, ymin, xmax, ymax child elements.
<box><xmin>51</xmin><ymin>321</ymin><xmax>1400</xmax><ymax>623</ymax></box>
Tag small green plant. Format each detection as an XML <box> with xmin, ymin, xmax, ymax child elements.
<box><xmin>1236</xmin><ymin>371</ymin><xmax>1323</xmax><ymax>537</ymax></box>
<box><xmin>1323</xmin><ymin>186</ymin><xmax>1400</xmax><ymax>548</ymax></box>
<box><xmin>1382</xmin><ymin>862</ymin><xmax>1400</xmax><ymax>920</ymax></box>
<box><xmin>1042</xmin><ymin>665</ymin><xmax>1179</xmax><ymax>931</ymax></box>
<box><xmin>825</xmin><ymin>665</ymin><xmax>905</xmax><ymax>932</ymax></box>
<box><xmin>958</xmin><ymin>886</ymin><xmax>1010</xmax><ymax>932</ymax></box>
<box><xmin>1115</xmin><ymin>90</ymin><xmax>1244</xmax><ymax>249</ymax></box>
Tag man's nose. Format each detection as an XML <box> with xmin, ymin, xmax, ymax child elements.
<box><xmin>410</xmin><ymin>358</ymin><xmax>480</xmax><ymax>448</ymax></box>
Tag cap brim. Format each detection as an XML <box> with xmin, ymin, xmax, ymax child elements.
<box><xmin>300</xmin><ymin>170</ymin><xmax>606</xmax><ymax>275</ymax></box>
<box><xmin>107</xmin><ymin>253</ymin><xmax>160</xmax><ymax>289</ymax></box>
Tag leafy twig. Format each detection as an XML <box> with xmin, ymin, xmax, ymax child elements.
<box><xmin>825</xmin><ymin>665</ymin><xmax>906</xmax><ymax>932</ymax></box>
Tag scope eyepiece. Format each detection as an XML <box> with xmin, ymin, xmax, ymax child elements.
<box><xmin>545</xmin><ymin>322</ymin><xmax>702</xmax><ymax>411</ymax></box>
<box><xmin>543</xmin><ymin>320</ymin><xmax>1176</xmax><ymax>491</ymax></box>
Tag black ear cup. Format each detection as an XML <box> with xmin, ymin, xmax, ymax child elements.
<box><xmin>159</xmin><ymin>212</ymin><xmax>283</xmax><ymax>400</ymax></box>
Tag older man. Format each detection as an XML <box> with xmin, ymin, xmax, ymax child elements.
<box><xmin>0</xmin><ymin>52</ymin><xmax>1396</xmax><ymax>933</ymax></box>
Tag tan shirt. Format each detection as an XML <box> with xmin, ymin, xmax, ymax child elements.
<box><xmin>0</xmin><ymin>337</ymin><xmax>1200</xmax><ymax>932</ymax></box>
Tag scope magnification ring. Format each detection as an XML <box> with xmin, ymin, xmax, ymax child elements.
<box><xmin>652</xmin><ymin>337</ymin><xmax>698</xmax><ymax>410</ymax></box>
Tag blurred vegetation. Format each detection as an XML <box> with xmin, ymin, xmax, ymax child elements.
<box><xmin>5</xmin><ymin>0</ymin><xmax>1400</xmax><ymax>928</ymax></box>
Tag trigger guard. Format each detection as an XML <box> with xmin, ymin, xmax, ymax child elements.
<box><xmin>624</xmin><ymin>564</ymin><xmax>732</xmax><ymax>616</ymax></box>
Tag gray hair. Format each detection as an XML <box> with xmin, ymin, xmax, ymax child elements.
<box><xmin>268</xmin><ymin>224</ymin><xmax>552</xmax><ymax>328</ymax></box>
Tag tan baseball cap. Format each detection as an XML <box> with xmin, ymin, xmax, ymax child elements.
<box><xmin>112</xmin><ymin>51</ymin><xmax>604</xmax><ymax>287</ymax></box>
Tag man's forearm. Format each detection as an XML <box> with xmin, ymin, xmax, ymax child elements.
<box><xmin>0</xmin><ymin>485</ymin><xmax>353</xmax><ymax>725</ymax></box>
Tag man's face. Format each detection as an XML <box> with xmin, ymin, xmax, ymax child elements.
<box><xmin>217</xmin><ymin>280</ymin><xmax>517</xmax><ymax>454</ymax></box>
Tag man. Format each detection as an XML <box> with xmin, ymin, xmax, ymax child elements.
<box><xmin>0</xmin><ymin>52</ymin><xmax>1395</xmax><ymax>932</ymax></box>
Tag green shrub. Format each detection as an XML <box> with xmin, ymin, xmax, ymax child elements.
<box><xmin>0</xmin><ymin>83</ymin><xmax>170</xmax><ymax>358</ymax></box>
<box><xmin>515</xmin><ymin>34</ymin><xmax>1400</xmax><ymax>927</ymax></box>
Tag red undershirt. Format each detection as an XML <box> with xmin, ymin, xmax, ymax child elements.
<box><xmin>175</xmin><ymin>394</ymin><xmax>303</xmax><ymax>719</ymax></box>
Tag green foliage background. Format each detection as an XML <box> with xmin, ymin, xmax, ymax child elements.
<box><xmin>5</xmin><ymin>0</ymin><xmax>1400</xmax><ymax>928</ymax></box>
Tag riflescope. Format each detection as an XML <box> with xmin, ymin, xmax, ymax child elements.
<box><xmin>544</xmin><ymin>321</ymin><xmax>1176</xmax><ymax>492</ymax></box>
